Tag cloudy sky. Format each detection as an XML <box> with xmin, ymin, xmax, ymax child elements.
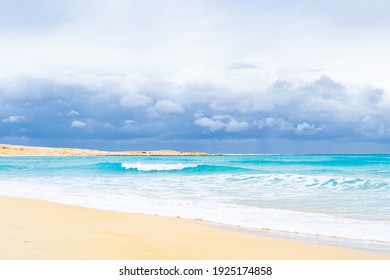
<box><xmin>1</xmin><ymin>0</ymin><xmax>390</xmax><ymax>153</ymax></box>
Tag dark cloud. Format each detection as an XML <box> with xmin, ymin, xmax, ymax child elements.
<box><xmin>1</xmin><ymin>71</ymin><xmax>390</xmax><ymax>152</ymax></box>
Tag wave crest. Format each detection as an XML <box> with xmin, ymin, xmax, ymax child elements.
<box><xmin>121</xmin><ymin>163</ymin><xmax>198</xmax><ymax>171</ymax></box>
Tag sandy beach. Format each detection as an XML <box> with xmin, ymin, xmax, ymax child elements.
<box><xmin>0</xmin><ymin>144</ymin><xmax>207</xmax><ymax>156</ymax></box>
<box><xmin>0</xmin><ymin>195</ymin><xmax>388</xmax><ymax>260</ymax></box>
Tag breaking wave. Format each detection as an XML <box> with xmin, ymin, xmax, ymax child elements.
<box><xmin>121</xmin><ymin>163</ymin><xmax>198</xmax><ymax>171</ymax></box>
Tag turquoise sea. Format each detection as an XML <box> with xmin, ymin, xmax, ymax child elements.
<box><xmin>0</xmin><ymin>154</ymin><xmax>389</xmax><ymax>253</ymax></box>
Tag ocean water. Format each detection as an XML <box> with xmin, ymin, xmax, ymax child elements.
<box><xmin>0</xmin><ymin>154</ymin><xmax>389</xmax><ymax>253</ymax></box>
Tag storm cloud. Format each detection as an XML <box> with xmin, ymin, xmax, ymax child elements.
<box><xmin>1</xmin><ymin>0</ymin><xmax>390</xmax><ymax>153</ymax></box>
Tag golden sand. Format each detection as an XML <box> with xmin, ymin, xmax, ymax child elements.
<box><xmin>0</xmin><ymin>143</ymin><xmax>207</xmax><ymax>156</ymax></box>
<box><xmin>0</xmin><ymin>196</ymin><xmax>388</xmax><ymax>260</ymax></box>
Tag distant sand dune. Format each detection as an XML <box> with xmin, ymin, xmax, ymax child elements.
<box><xmin>0</xmin><ymin>144</ymin><xmax>207</xmax><ymax>156</ymax></box>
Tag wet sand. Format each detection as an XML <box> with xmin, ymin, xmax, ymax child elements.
<box><xmin>0</xmin><ymin>196</ymin><xmax>388</xmax><ymax>260</ymax></box>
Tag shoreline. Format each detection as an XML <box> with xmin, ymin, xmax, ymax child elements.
<box><xmin>0</xmin><ymin>143</ymin><xmax>208</xmax><ymax>156</ymax></box>
<box><xmin>3</xmin><ymin>143</ymin><xmax>390</xmax><ymax>157</ymax></box>
<box><xmin>0</xmin><ymin>195</ymin><xmax>388</xmax><ymax>260</ymax></box>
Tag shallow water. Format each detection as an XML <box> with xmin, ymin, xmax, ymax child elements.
<box><xmin>1</xmin><ymin>154</ymin><xmax>389</xmax><ymax>252</ymax></box>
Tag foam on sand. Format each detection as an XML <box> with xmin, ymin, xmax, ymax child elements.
<box><xmin>0</xmin><ymin>195</ymin><xmax>387</xmax><ymax>260</ymax></box>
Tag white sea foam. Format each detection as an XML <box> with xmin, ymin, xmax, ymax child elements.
<box><xmin>1</xmin><ymin>154</ymin><xmax>390</xmax><ymax>253</ymax></box>
<box><xmin>1</xmin><ymin>178</ymin><xmax>390</xmax><ymax>254</ymax></box>
<box><xmin>1</xmin><ymin>177</ymin><xmax>390</xmax><ymax>247</ymax></box>
<box><xmin>121</xmin><ymin>162</ymin><xmax>198</xmax><ymax>171</ymax></box>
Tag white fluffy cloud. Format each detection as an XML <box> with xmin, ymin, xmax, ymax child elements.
<box><xmin>147</xmin><ymin>99</ymin><xmax>184</xmax><ymax>117</ymax></box>
<box><xmin>225</xmin><ymin>119</ymin><xmax>250</xmax><ymax>132</ymax></box>
<box><xmin>2</xmin><ymin>115</ymin><xmax>25</xmax><ymax>123</ymax></box>
<box><xmin>120</xmin><ymin>94</ymin><xmax>152</xmax><ymax>108</ymax></box>
<box><xmin>295</xmin><ymin>122</ymin><xmax>321</xmax><ymax>135</ymax></box>
<box><xmin>67</xmin><ymin>110</ymin><xmax>80</xmax><ymax>116</ymax></box>
<box><xmin>255</xmin><ymin>118</ymin><xmax>294</xmax><ymax>131</ymax></box>
<box><xmin>195</xmin><ymin>115</ymin><xmax>249</xmax><ymax>132</ymax></box>
<box><xmin>194</xmin><ymin>117</ymin><xmax>225</xmax><ymax>132</ymax></box>
<box><xmin>71</xmin><ymin>120</ymin><xmax>87</xmax><ymax>128</ymax></box>
<box><xmin>154</xmin><ymin>100</ymin><xmax>184</xmax><ymax>114</ymax></box>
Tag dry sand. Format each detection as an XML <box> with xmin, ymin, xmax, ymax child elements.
<box><xmin>0</xmin><ymin>196</ymin><xmax>388</xmax><ymax>260</ymax></box>
<box><xmin>0</xmin><ymin>143</ymin><xmax>207</xmax><ymax>156</ymax></box>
